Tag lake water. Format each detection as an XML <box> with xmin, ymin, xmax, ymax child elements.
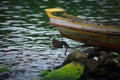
<box><xmin>0</xmin><ymin>0</ymin><xmax>120</xmax><ymax>80</ymax></box>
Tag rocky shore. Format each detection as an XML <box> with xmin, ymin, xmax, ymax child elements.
<box><xmin>0</xmin><ymin>47</ymin><xmax>120</xmax><ymax>80</ymax></box>
<box><xmin>40</xmin><ymin>47</ymin><xmax>120</xmax><ymax>80</ymax></box>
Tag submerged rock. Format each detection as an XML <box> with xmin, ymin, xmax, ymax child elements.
<box><xmin>0</xmin><ymin>67</ymin><xmax>11</xmax><ymax>80</ymax></box>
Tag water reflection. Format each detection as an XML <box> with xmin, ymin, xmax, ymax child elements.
<box><xmin>0</xmin><ymin>0</ymin><xmax>120</xmax><ymax>80</ymax></box>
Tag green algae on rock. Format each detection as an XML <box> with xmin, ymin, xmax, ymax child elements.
<box><xmin>41</xmin><ymin>61</ymin><xmax>84</xmax><ymax>80</ymax></box>
<box><xmin>0</xmin><ymin>67</ymin><xmax>10</xmax><ymax>73</ymax></box>
<box><xmin>40</xmin><ymin>70</ymin><xmax>50</xmax><ymax>77</ymax></box>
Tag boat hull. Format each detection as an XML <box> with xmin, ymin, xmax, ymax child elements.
<box><xmin>49</xmin><ymin>18</ymin><xmax>120</xmax><ymax>49</ymax></box>
<box><xmin>57</xmin><ymin>26</ymin><xmax>120</xmax><ymax>49</ymax></box>
<box><xmin>45</xmin><ymin>8</ymin><xmax>120</xmax><ymax>49</ymax></box>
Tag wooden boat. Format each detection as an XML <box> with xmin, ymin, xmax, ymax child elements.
<box><xmin>45</xmin><ymin>8</ymin><xmax>120</xmax><ymax>49</ymax></box>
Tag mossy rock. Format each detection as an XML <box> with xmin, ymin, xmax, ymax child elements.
<box><xmin>41</xmin><ymin>62</ymin><xmax>84</xmax><ymax>80</ymax></box>
<box><xmin>0</xmin><ymin>67</ymin><xmax>10</xmax><ymax>73</ymax></box>
<box><xmin>40</xmin><ymin>70</ymin><xmax>50</xmax><ymax>77</ymax></box>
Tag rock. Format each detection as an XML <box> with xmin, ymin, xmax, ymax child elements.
<box><xmin>69</xmin><ymin>50</ymin><xmax>87</xmax><ymax>58</ymax></box>
<box><xmin>40</xmin><ymin>62</ymin><xmax>84</xmax><ymax>80</ymax></box>
<box><xmin>66</xmin><ymin>50</ymin><xmax>87</xmax><ymax>64</ymax></box>
<box><xmin>39</xmin><ymin>48</ymin><xmax>120</xmax><ymax>80</ymax></box>
<box><xmin>54</xmin><ymin>50</ymin><xmax>87</xmax><ymax>69</ymax></box>
<box><xmin>84</xmin><ymin>59</ymin><xmax>98</xmax><ymax>72</ymax></box>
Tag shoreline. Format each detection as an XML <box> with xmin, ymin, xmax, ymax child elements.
<box><xmin>40</xmin><ymin>47</ymin><xmax>120</xmax><ymax>80</ymax></box>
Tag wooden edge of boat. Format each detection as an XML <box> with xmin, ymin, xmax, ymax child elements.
<box><xmin>45</xmin><ymin>8</ymin><xmax>120</xmax><ymax>34</ymax></box>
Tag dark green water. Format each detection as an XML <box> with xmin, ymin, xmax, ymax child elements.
<box><xmin>0</xmin><ymin>0</ymin><xmax>120</xmax><ymax>80</ymax></box>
